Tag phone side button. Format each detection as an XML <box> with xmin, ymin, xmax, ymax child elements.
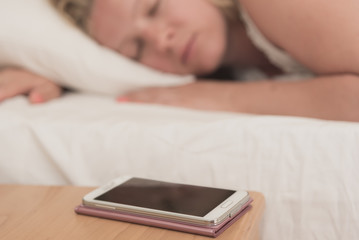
<box><xmin>95</xmin><ymin>204</ymin><xmax>116</xmax><ymax>210</ymax></box>
<box><xmin>221</xmin><ymin>200</ymin><xmax>233</xmax><ymax>208</ymax></box>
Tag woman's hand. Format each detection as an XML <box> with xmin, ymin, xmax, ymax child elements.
<box><xmin>0</xmin><ymin>68</ymin><xmax>63</xmax><ymax>104</ymax></box>
<box><xmin>117</xmin><ymin>81</ymin><xmax>239</xmax><ymax>112</ymax></box>
<box><xmin>117</xmin><ymin>75</ymin><xmax>359</xmax><ymax>122</ymax></box>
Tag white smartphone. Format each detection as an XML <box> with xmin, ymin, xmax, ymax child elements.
<box><xmin>82</xmin><ymin>176</ymin><xmax>250</xmax><ymax>227</ymax></box>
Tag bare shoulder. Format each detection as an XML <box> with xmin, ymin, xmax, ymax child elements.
<box><xmin>238</xmin><ymin>0</ymin><xmax>359</xmax><ymax>74</ymax></box>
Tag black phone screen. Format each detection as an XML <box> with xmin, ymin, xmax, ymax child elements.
<box><xmin>95</xmin><ymin>178</ymin><xmax>235</xmax><ymax>217</ymax></box>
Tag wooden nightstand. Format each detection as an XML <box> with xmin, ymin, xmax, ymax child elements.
<box><xmin>0</xmin><ymin>185</ymin><xmax>264</xmax><ymax>240</ymax></box>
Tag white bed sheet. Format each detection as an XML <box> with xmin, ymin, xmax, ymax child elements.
<box><xmin>0</xmin><ymin>93</ymin><xmax>358</xmax><ymax>240</ymax></box>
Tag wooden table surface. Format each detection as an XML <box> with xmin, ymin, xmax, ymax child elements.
<box><xmin>0</xmin><ymin>185</ymin><xmax>265</xmax><ymax>240</ymax></box>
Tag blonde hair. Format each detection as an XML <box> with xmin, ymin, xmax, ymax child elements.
<box><xmin>49</xmin><ymin>0</ymin><xmax>240</xmax><ymax>33</ymax></box>
<box><xmin>210</xmin><ymin>0</ymin><xmax>240</xmax><ymax>23</ymax></box>
<box><xmin>49</xmin><ymin>0</ymin><xmax>94</xmax><ymax>32</ymax></box>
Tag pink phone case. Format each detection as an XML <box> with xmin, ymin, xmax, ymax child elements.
<box><xmin>74</xmin><ymin>198</ymin><xmax>252</xmax><ymax>238</ymax></box>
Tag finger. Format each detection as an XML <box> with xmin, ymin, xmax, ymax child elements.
<box><xmin>117</xmin><ymin>89</ymin><xmax>153</xmax><ymax>103</ymax></box>
<box><xmin>0</xmin><ymin>78</ymin><xmax>38</xmax><ymax>102</ymax></box>
<box><xmin>28</xmin><ymin>83</ymin><xmax>62</xmax><ymax>104</ymax></box>
<box><xmin>116</xmin><ymin>96</ymin><xmax>130</xmax><ymax>103</ymax></box>
<box><xmin>117</xmin><ymin>88</ymin><xmax>180</xmax><ymax>106</ymax></box>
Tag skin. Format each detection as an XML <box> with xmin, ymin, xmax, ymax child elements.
<box><xmin>88</xmin><ymin>0</ymin><xmax>229</xmax><ymax>76</ymax></box>
<box><xmin>3</xmin><ymin>0</ymin><xmax>359</xmax><ymax>121</ymax></box>
<box><xmin>0</xmin><ymin>68</ymin><xmax>62</xmax><ymax>104</ymax></box>
<box><xmin>114</xmin><ymin>0</ymin><xmax>359</xmax><ymax>121</ymax></box>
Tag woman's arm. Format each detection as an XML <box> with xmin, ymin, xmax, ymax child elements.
<box><xmin>118</xmin><ymin>0</ymin><xmax>359</xmax><ymax>122</ymax></box>
<box><xmin>230</xmin><ymin>74</ymin><xmax>359</xmax><ymax>121</ymax></box>
<box><xmin>118</xmin><ymin>74</ymin><xmax>359</xmax><ymax>122</ymax></box>
<box><xmin>0</xmin><ymin>68</ymin><xmax>63</xmax><ymax>104</ymax></box>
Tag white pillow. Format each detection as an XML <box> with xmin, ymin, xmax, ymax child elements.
<box><xmin>0</xmin><ymin>0</ymin><xmax>193</xmax><ymax>95</ymax></box>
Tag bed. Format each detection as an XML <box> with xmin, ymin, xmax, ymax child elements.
<box><xmin>1</xmin><ymin>0</ymin><xmax>359</xmax><ymax>239</ymax></box>
<box><xmin>1</xmin><ymin>92</ymin><xmax>358</xmax><ymax>240</ymax></box>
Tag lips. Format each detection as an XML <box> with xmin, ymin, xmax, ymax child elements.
<box><xmin>181</xmin><ymin>34</ymin><xmax>196</xmax><ymax>65</ymax></box>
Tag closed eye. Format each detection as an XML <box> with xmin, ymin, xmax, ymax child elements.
<box><xmin>134</xmin><ymin>38</ymin><xmax>145</xmax><ymax>61</ymax></box>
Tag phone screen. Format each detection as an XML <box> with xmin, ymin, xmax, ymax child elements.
<box><xmin>95</xmin><ymin>178</ymin><xmax>235</xmax><ymax>217</ymax></box>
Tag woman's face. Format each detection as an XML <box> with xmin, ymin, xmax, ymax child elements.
<box><xmin>88</xmin><ymin>0</ymin><xmax>228</xmax><ymax>75</ymax></box>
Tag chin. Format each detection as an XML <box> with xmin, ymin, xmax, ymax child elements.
<box><xmin>198</xmin><ymin>46</ymin><xmax>226</xmax><ymax>75</ymax></box>
<box><xmin>196</xmin><ymin>56</ymin><xmax>223</xmax><ymax>76</ymax></box>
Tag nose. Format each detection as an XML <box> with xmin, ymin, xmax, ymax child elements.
<box><xmin>140</xmin><ymin>22</ymin><xmax>175</xmax><ymax>53</ymax></box>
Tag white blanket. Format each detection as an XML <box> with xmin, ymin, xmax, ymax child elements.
<box><xmin>1</xmin><ymin>93</ymin><xmax>358</xmax><ymax>240</ymax></box>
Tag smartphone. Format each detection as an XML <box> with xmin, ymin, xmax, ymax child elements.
<box><xmin>82</xmin><ymin>176</ymin><xmax>250</xmax><ymax>227</ymax></box>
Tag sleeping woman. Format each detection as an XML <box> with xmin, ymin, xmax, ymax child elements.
<box><xmin>1</xmin><ymin>0</ymin><xmax>359</xmax><ymax>122</ymax></box>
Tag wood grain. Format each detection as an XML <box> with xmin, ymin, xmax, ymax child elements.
<box><xmin>0</xmin><ymin>185</ymin><xmax>264</xmax><ymax>240</ymax></box>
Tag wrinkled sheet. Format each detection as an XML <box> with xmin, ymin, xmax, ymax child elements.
<box><xmin>1</xmin><ymin>93</ymin><xmax>358</xmax><ymax>240</ymax></box>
